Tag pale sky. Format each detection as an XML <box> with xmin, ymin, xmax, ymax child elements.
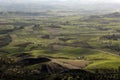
<box><xmin>0</xmin><ymin>0</ymin><xmax>120</xmax><ymax>3</ymax></box>
<box><xmin>1</xmin><ymin>0</ymin><xmax>120</xmax><ymax>3</ymax></box>
<box><xmin>94</xmin><ymin>0</ymin><xmax>120</xmax><ymax>3</ymax></box>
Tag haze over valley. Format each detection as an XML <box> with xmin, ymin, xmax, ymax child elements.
<box><xmin>0</xmin><ymin>0</ymin><xmax>120</xmax><ymax>13</ymax></box>
<box><xmin>0</xmin><ymin>0</ymin><xmax>120</xmax><ymax>80</ymax></box>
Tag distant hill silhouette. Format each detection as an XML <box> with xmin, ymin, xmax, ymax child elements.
<box><xmin>103</xmin><ymin>12</ymin><xmax>120</xmax><ymax>18</ymax></box>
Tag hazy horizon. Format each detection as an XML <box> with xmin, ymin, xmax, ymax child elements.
<box><xmin>1</xmin><ymin>0</ymin><xmax>120</xmax><ymax>3</ymax></box>
<box><xmin>0</xmin><ymin>0</ymin><xmax>120</xmax><ymax>12</ymax></box>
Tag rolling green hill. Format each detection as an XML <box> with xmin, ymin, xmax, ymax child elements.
<box><xmin>0</xmin><ymin>12</ymin><xmax>120</xmax><ymax>80</ymax></box>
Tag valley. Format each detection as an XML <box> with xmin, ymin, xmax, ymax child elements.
<box><xmin>0</xmin><ymin>11</ymin><xmax>120</xmax><ymax>80</ymax></box>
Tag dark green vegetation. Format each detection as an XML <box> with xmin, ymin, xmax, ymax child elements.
<box><xmin>0</xmin><ymin>12</ymin><xmax>120</xmax><ymax>80</ymax></box>
<box><xmin>0</xmin><ymin>56</ymin><xmax>120</xmax><ymax>80</ymax></box>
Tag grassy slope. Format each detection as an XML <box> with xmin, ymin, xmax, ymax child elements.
<box><xmin>0</xmin><ymin>15</ymin><xmax>120</xmax><ymax>69</ymax></box>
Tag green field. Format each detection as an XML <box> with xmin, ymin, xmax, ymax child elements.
<box><xmin>0</xmin><ymin>12</ymin><xmax>120</xmax><ymax>70</ymax></box>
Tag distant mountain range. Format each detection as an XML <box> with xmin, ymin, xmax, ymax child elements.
<box><xmin>0</xmin><ymin>0</ymin><xmax>120</xmax><ymax>13</ymax></box>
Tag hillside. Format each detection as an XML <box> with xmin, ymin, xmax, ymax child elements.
<box><xmin>0</xmin><ymin>12</ymin><xmax>120</xmax><ymax>68</ymax></box>
<box><xmin>102</xmin><ymin>12</ymin><xmax>120</xmax><ymax>18</ymax></box>
<box><xmin>0</xmin><ymin>2</ymin><xmax>120</xmax><ymax>79</ymax></box>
